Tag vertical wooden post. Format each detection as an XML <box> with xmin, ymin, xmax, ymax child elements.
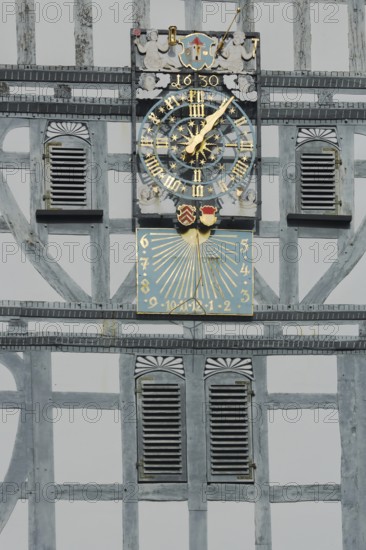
<box><xmin>279</xmin><ymin>125</ymin><xmax>299</xmax><ymax>304</ymax></box>
<box><xmin>16</xmin><ymin>0</ymin><xmax>36</xmax><ymax>65</ymax></box>
<box><xmin>293</xmin><ymin>0</ymin><xmax>311</xmax><ymax>70</ymax></box>
<box><xmin>74</xmin><ymin>0</ymin><xmax>94</xmax><ymax>66</ymax></box>
<box><xmin>253</xmin><ymin>356</ymin><xmax>272</xmax><ymax>550</ymax></box>
<box><xmin>89</xmin><ymin>121</ymin><xmax>110</xmax><ymax>302</ymax></box>
<box><xmin>338</xmin><ymin>356</ymin><xmax>358</xmax><ymax>550</ymax></box>
<box><xmin>186</xmin><ymin>353</ymin><xmax>207</xmax><ymax>550</ymax></box>
<box><xmin>120</xmin><ymin>353</ymin><xmax>139</xmax><ymax>550</ymax></box>
<box><xmin>348</xmin><ymin>0</ymin><xmax>366</xmax><ymax>72</ymax></box>
<box><xmin>27</xmin><ymin>351</ymin><xmax>56</xmax><ymax>550</ymax></box>
<box><xmin>239</xmin><ymin>0</ymin><xmax>255</xmax><ymax>33</ymax></box>
<box><xmin>354</xmin><ymin>356</ymin><xmax>366</xmax><ymax>547</ymax></box>
<box><xmin>136</xmin><ymin>0</ymin><xmax>151</xmax><ymax>28</ymax></box>
<box><xmin>185</xmin><ymin>0</ymin><xmax>203</xmax><ymax>31</ymax></box>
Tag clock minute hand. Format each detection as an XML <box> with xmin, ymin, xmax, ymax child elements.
<box><xmin>185</xmin><ymin>96</ymin><xmax>234</xmax><ymax>155</ymax></box>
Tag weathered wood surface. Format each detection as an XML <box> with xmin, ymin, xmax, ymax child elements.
<box><xmin>0</xmin><ymin>170</ymin><xmax>91</xmax><ymax>302</ymax></box>
<box><xmin>89</xmin><ymin>121</ymin><xmax>110</xmax><ymax>302</ymax></box>
<box><xmin>113</xmin><ymin>265</ymin><xmax>136</xmax><ymax>303</ymax></box>
<box><xmin>15</xmin><ymin>0</ymin><xmax>36</xmax><ymax>65</ymax></box>
<box><xmin>186</xmin><ymin>354</ymin><xmax>207</xmax><ymax>550</ymax></box>
<box><xmin>253</xmin><ymin>356</ymin><xmax>272</xmax><ymax>550</ymax></box>
<box><xmin>338</xmin><ymin>356</ymin><xmax>358</xmax><ymax>549</ymax></box>
<box><xmin>348</xmin><ymin>0</ymin><xmax>366</xmax><ymax>72</ymax></box>
<box><xmin>120</xmin><ymin>353</ymin><xmax>139</xmax><ymax>550</ymax></box>
<box><xmin>293</xmin><ymin>0</ymin><xmax>311</xmax><ymax>70</ymax></box>
<box><xmin>74</xmin><ymin>0</ymin><xmax>94</xmax><ymax>66</ymax></box>
<box><xmin>28</xmin><ymin>351</ymin><xmax>56</xmax><ymax>550</ymax></box>
<box><xmin>279</xmin><ymin>126</ymin><xmax>299</xmax><ymax>304</ymax></box>
<box><xmin>185</xmin><ymin>0</ymin><xmax>203</xmax><ymax>30</ymax></box>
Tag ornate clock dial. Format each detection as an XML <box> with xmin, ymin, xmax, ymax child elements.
<box><xmin>138</xmin><ymin>88</ymin><xmax>256</xmax><ymax>201</ymax></box>
<box><xmin>137</xmin><ymin>228</ymin><xmax>253</xmax><ymax>315</ymax></box>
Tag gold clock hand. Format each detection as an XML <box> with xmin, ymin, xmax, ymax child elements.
<box><xmin>185</xmin><ymin>96</ymin><xmax>234</xmax><ymax>155</ymax></box>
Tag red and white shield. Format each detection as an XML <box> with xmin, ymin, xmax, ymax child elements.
<box><xmin>177</xmin><ymin>205</ymin><xmax>196</xmax><ymax>226</ymax></box>
<box><xmin>199</xmin><ymin>205</ymin><xmax>218</xmax><ymax>227</ymax></box>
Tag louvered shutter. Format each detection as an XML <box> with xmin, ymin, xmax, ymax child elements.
<box><xmin>44</xmin><ymin>139</ymin><xmax>91</xmax><ymax>209</ymax></box>
<box><xmin>206</xmin><ymin>374</ymin><xmax>254</xmax><ymax>482</ymax></box>
<box><xmin>136</xmin><ymin>372</ymin><xmax>187</xmax><ymax>482</ymax></box>
<box><xmin>300</xmin><ymin>150</ymin><xmax>337</xmax><ymax>211</ymax></box>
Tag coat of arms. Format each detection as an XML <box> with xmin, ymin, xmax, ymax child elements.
<box><xmin>177</xmin><ymin>204</ymin><xmax>197</xmax><ymax>226</ymax></box>
<box><xmin>199</xmin><ymin>205</ymin><xmax>218</xmax><ymax>227</ymax></box>
<box><xmin>178</xmin><ymin>33</ymin><xmax>217</xmax><ymax>71</ymax></box>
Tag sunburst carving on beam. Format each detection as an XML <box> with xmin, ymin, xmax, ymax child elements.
<box><xmin>45</xmin><ymin>121</ymin><xmax>90</xmax><ymax>143</ymax></box>
<box><xmin>204</xmin><ymin>357</ymin><xmax>253</xmax><ymax>380</ymax></box>
<box><xmin>296</xmin><ymin>127</ymin><xmax>339</xmax><ymax>149</ymax></box>
<box><xmin>135</xmin><ymin>355</ymin><xmax>185</xmax><ymax>378</ymax></box>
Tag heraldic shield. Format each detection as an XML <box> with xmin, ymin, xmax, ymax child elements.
<box><xmin>178</xmin><ymin>33</ymin><xmax>216</xmax><ymax>71</ymax></box>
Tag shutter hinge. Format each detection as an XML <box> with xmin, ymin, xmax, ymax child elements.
<box><xmin>43</xmin><ymin>190</ymin><xmax>51</xmax><ymax>209</ymax></box>
<box><xmin>251</xmin><ymin>390</ymin><xmax>255</xmax><ymax>397</ymax></box>
<box><xmin>250</xmin><ymin>462</ymin><xmax>257</xmax><ymax>470</ymax></box>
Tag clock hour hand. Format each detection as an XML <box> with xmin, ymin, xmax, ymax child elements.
<box><xmin>185</xmin><ymin>96</ymin><xmax>234</xmax><ymax>155</ymax></box>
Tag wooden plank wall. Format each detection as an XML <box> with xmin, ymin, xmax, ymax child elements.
<box><xmin>1</xmin><ymin>0</ymin><xmax>366</xmax><ymax>549</ymax></box>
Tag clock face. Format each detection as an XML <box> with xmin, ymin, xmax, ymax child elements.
<box><xmin>137</xmin><ymin>228</ymin><xmax>253</xmax><ymax>316</ymax></box>
<box><xmin>138</xmin><ymin>88</ymin><xmax>256</xmax><ymax>201</ymax></box>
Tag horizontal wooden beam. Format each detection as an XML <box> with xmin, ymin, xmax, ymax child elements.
<box><xmin>16</xmin><ymin>482</ymin><xmax>341</xmax><ymax>503</ymax></box>
<box><xmin>267</xmin><ymin>393</ymin><xmax>338</xmax><ymax>409</ymax></box>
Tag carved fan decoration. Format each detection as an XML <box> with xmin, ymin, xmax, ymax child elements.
<box><xmin>204</xmin><ymin>357</ymin><xmax>253</xmax><ymax>379</ymax></box>
<box><xmin>45</xmin><ymin>121</ymin><xmax>90</xmax><ymax>143</ymax></box>
<box><xmin>296</xmin><ymin>127</ymin><xmax>339</xmax><ymax>148</ymax></box>
<box><xmin>135</xmin><ymin>355</ymin><xmax>185</xmax><ymax>378</ymax></box>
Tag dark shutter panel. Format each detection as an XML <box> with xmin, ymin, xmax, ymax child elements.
<box><xmin>206</xmin><ymin>376</ymin><xmax>253</xmax><ymax>482</ymax></box>
<box><xmin>137</xmin><ymin>373</ymin><xmax>187</xmax><ymax>482</ymax></box>
<box><xmin>45</xmin><ymin>143</ymin><xmax>89</xmax><ymax>208</ymax></box>
<box><xmin>300</xmin><ymin>151</ymin><xmax>336</xmax><ymax>211</ymax></box>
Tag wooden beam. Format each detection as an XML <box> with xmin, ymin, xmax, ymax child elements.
<box><xmin>52</xmin><ymin>392</ymin><xmax>120</xmax><ymax>410</ymax></box>
<box><xmin>267</xmin><ymin>393</ymin><xmax>338</xmax><ymax>409</ymax></box>
<box><xmin>301</xmin><ymin>216</ymin><xmax>366</xmax><ymax>305</ymax></box>
<box><xmin>185</xmin><ymin>0</ymin><xmax>203</xmax><ymax>30</ymax></box>
<box><xmin>348</xmin><ymin>0</ymin><xmax>366</xmax><ymax>72</ymax></box>
<box><xmin>89</xmin><ymin>121</ymin><xmax>110</xmax><ymax>302</ymax></box>
<box><xmin>186</xmin><ymin>354</ymin><xmax>207</xmax><ymax>550</ymax></box>
<box><xmin>338</xmin><ymin>356</ymin><xmax>358</xmax><ymax>549</ymax></box>
<box><xmin>74</xmin><ymin>0</ymin><xmax>94</xmax><ymax>66</ymax></box>
<box><xmin>136</xmin><ymin>0</ymin><xmax>151</xmax><ymax>28</ymax></box>
<box><xmin>254</xmin><ymin>268</ymin><xmax>280</xmax><ymax>304</ymax></box>
<box><xmin>112</xmin><ymin>265</ymin><xmax>136</xmax><ymax>303</ymax></box>
<box><xmin>279</xmin><ymin>125</ymin><xmax>299</xmax><ymax>304</ymax></box>
<box><xmin>28</xmin><ymin>351</ymin><xmax>56</xmax><ymax>550</ymax></box>
<box><xmin>15</xmin><ymin>0</ymin><xmax>36</xmax><ymax>65</ymax></box>
<box><xmin>120</xmin><ymin>353</ymin><xmax>139</xmax><ymax>550</ymax></box>
<box><xmin>0</xmin><ymin>171</ymin><xmax>91</xmax><ymax>302</ymax></box>
<box><xmin>253</xmin><ymin>356</ymin><xmax>272</xmax><ymax>550</ymax></box>
<box><xmin>293</xmin><ymin>0</ymin><xmax>311</xmax><ymax>70</ymax></box>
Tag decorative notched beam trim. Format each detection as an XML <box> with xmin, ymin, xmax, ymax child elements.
<box><xmin>0</xmin><ymin>333</ymin><xmax>365</xmax><ymax>353</ymax></box>
<box><xmin>0</xmin><ymin>302</ymin><xmax>365</xmax><ymax>321</ymax></box>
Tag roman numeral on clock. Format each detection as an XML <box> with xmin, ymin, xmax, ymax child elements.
<box><xmin>231</xmin><ymin>158</ymin><xmax>249</xmax><ymax>178</ymax></box>
<box><xmin>145</xmin><ymin>155</ymin><xmax>164</xmax><ymax>177</ymax></box>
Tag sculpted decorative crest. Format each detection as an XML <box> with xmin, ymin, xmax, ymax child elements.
<box><xmin>178</xmin><ymin>32</ymin><xmax>217</xmax><ymax>71</ymax></box>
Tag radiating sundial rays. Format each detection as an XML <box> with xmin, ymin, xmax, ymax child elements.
<box><xmin>137</xmin><ymin>228</ymin><xmax>253</xmax><ymax>316</ymax></box>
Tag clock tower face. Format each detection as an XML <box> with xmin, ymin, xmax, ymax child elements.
<box><xmin>138</xmin><ymin>88</ymin><xmax>256</xmax><ymax>202</ymax></box>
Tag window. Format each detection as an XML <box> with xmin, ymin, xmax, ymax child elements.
<box><xmin>288</xmin><ymin>127</ymin><xmax>351</xmax><ymax>225</ymax></box>
<box><xmin>206</xmin><ymin>371</ymin><xmax>254</xmax><ymax>483</ymax></box>
<box><xmin>299</xmin><ymin>144</ymin><xmax>339</xmax><ymax>212</ymax></box>
<box><xmin>43</xmin><ymin>121</ymin><xmax>92</xmax><ymax>210</ymax></box>
<box><xmin>136</xmin><ymin>371</ymin><xmax>187</xmax><ymax>482</ymax></box>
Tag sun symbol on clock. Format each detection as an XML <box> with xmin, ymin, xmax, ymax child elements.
<box><xmin>172</xmin><ymin>122</ymin><xmax>222</xmax><ymax>167</ymax></box>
